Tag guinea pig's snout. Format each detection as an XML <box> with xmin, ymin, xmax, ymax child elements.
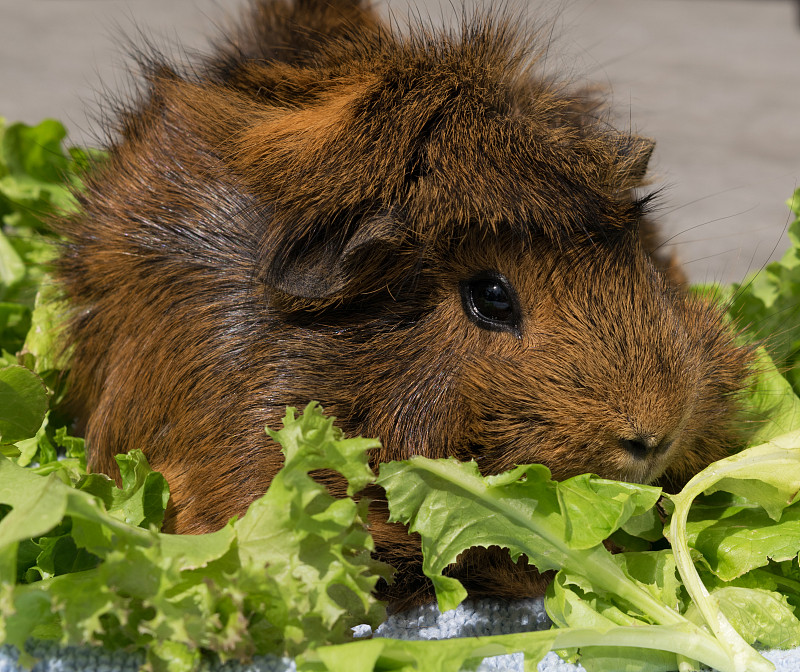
<box><xmin>609</xmin><ymin>362</ymin><xmax>699</xmax><ymax>482</ymax></box>
<box><xmin>612</xmin><ymin>429</ymin><xmax>683</xmax><ymax>484</ymax></box>
<box><xmin>618</xmin><ymin>434</ymin><xmax>673</xmax><ymax>461</ymax></box>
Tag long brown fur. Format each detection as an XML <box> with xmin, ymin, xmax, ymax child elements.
<box><xmin>54</xmin><ymin>0</ymin><xmax>752</xmax><ymax>612</ymax></box>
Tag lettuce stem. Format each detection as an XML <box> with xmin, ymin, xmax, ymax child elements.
<box><xmin>669</xmin><ymin>495</ymin><xmax>771</xmax><ymax>672</ymax></box>
<box><xmin>551</xmin><ymin>624</ymin><xmax>732</xmax><ymax>671</ymax></box>
<box><xmin>309</xmin><ymin>622</ymin><xmax>736</xmax><ymax>672</ymax></box>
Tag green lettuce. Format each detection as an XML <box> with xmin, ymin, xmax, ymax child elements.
<box><xmin>1</xmin><ymin>403</ymin><xmax>389</xmax><ymax>672</ymax></box>
<box><xmin>375</xmin><ymin>435</ymin><xmax>800</xmax><ymax>672</ymax></box>
<box><xmin>0</xmin><ymin>118</ymin><xmax>91</xmax><ymax>465</ymax></box>
<box><xmin>728</xmin><ymin>191</ymin><xmax>800</xmax><ymax>395</ymax></box>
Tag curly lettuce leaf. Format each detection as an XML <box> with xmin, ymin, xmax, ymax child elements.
<box><xmin>1</xmin><ymin>403</ymin><xmax>389</xmax><ymax>672</ymax></box>
<box><xmin>236</xmin><ymin>404</ymin><xmax>389</xmax><ymax>657</ymax></box>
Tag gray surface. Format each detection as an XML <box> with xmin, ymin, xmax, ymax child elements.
<box><xmin>1</xmin><ymin>0</ymin><xmax>799</xmax><ymax>284</ymax></box>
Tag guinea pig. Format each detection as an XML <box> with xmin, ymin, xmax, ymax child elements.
<box><xmin>54</xmin><ymin>0</ymin><xmax>752</xmax><ymax>610</ymax></box>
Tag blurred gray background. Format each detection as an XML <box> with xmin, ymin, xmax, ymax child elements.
<box><xmin>1</xmin><ymin>0</ymin><xmax>798</xmax><ymax>284</ymax></box>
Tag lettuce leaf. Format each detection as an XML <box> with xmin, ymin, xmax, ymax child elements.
<box><xmin>377</xmin><ymin>459</ymin><xmax>663</xmax><ymax>614</ymax></box>
<box><xmin>0</xmin><ymin>365</ymin><xmax>48</xmax><ymax>445</ymax></box>
<box><xmin>682</xmin><ymin>492</ymin><xmax>800</xmax><ymax>581</ymax></box>
<box><xmin>1</xmin><ymin>403</ymin><xmax>389</xmax><ymax>672</ymax></box>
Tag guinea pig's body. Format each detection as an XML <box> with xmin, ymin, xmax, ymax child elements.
<box><xmin>55</xmin><ymin>0</ymin><xmax>751</xmax><ymax>610</ymax></box>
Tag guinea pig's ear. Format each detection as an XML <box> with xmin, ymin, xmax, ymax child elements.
<box><xmin>261</xmin><ymin>210</ymin><xmax>405</xmax><ymax>300</ymax></box>
<box><xmin>616</xmin><ymin>135</ymin><xmax>656</xmax><ymax>186</ymax></box>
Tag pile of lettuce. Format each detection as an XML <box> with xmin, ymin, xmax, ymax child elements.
<box><xmin>2</xmin><ymin>118</ymin><xmax>800</xmax><ymax>672</ymax></box>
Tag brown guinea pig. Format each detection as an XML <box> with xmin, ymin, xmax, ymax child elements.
<box><xmin>54</xmin><ymin>0</ymin><xmax>752</xmax><ymax>611</ymax></box>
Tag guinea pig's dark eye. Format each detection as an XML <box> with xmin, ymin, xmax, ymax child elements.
<box><xmin>460</xmin><ymin>271</ymin><xmax>522</xmax><ymax>337</ymax></box>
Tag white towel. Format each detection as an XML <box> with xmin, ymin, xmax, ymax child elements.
<box><xmin>1</xmin><ymin>597</ymin><xmax>795</xmax><ymax>671</ymax></box>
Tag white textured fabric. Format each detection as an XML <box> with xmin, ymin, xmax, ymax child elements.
<box><xmin>1</xmin><ymin>598</ymin><xmax>797</xmax><ymax>671</ymax></box>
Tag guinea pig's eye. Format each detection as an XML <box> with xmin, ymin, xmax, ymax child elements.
<box><xmin>460</xmin><ymin>271</ymin><xmax>522</xmax><ymax>337</ymax></box>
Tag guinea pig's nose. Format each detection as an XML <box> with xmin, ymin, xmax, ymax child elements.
<box><xmin>619</xmin><ymin>435</ymin><xmax>672</xmax><ymax>460</ymax></box>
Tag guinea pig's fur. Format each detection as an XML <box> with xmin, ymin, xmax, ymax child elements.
<box><xmin>55</xmin><ymin>0</ymin><xmax>752</xmax><ymax>610</ymax></box>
